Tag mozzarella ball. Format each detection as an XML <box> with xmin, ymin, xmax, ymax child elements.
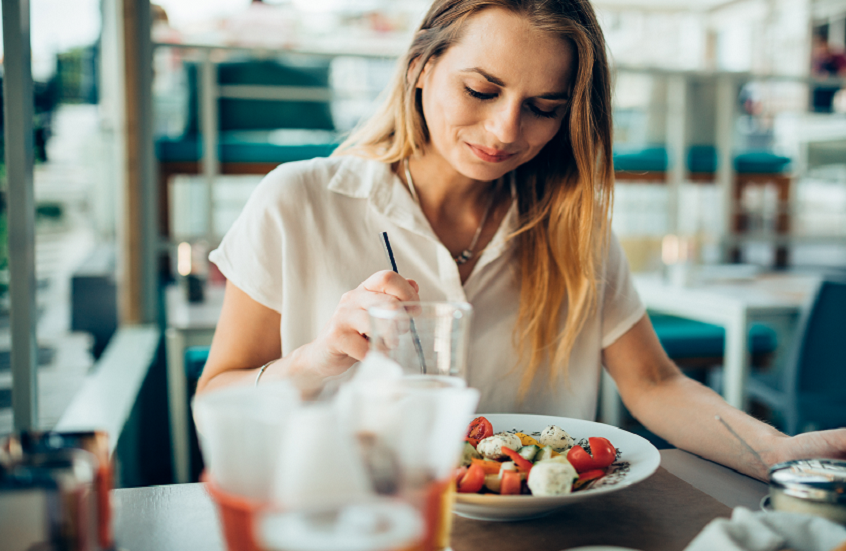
<box><xmin>476</xmin><ymin>433</ymin><xmax>522</xmax><ymax>461</ymax></box>
<box><xmin>527</xmin><ymin>461</ymin><xmax>577</xmax><ymax>496</ymax></box>
<box><xmin>538</xmin><ymin>425</ymin><xmax>575</xmax><ymax>452</ymax></box>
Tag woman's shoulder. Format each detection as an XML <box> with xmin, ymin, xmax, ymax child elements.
<box><xmin>256</xmin><ymin>155</ymin><xmax>390</xmax><ymax>203</ymax></box>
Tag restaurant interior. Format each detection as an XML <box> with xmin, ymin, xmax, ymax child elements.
<box><xmin>1</xmin><ymin>0</ymin><xmax>845</xmax><ymax>550</ymax></box>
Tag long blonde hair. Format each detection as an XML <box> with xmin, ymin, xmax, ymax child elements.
<box><xmin>335</xmin><ymin>0</ymin><xmax>614</xmax><ymax>396</ymax></box>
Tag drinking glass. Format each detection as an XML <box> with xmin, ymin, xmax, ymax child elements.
<box><xmin>338</xmin><ymin>375</ymin><xmax>479</xmax><ymax>551</ymax></box>
<box><xmin>192</xmin><ymin>381</ymin><xmax>300</xmax><ymax>502</ymax></box>
<box><xmin>273</xmin><ymin>403</ymin><xmax>374</xmax><ymax>510</ymax></box>
<box><xmin>367</xmin><ymin>302</ymin><xmax>473</xmax><ymax>378</ymax></box>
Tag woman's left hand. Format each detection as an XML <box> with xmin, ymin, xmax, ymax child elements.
<box><xmin>771</xmin><ymin>428</ymin><xmax>846</xmax><ymax>465</ymax></box>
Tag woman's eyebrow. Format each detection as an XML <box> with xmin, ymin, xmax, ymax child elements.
<box><xmin>460</xmin><ymin>67</ymin><xmax>570</xmax><ymax>100</ymax></box>
<box><xmin>536</xmin><ymin>90</ymin><xmax>570</xmax><ymax>101</ymax></box>
<box><xmin>461</xmin><ymin>67</ymin><xmax>506</xmax><ymax>86</ymax></box>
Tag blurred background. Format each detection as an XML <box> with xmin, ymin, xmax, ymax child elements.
<box><xmin>1</xmin><ymin>0</ymin><xmax>844</xmax><ymax>486</ymax></box>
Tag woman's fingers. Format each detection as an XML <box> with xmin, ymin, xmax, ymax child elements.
<box><xmin>313</xmin><ymin>271</ymin><xmax>422</xmax><ymax>372</ymax></box>
<box><xmin>782</xmin><ymin>429</ymin><xmax>846</xmax><ymax>462</ymax></box>
<box><xmin>334</xmin><ymin>327</ymin><xmax>371</xmax><ymax>364</ymax></box>
<box><xmin>361</xmin><ymin>270</ymin><xmax>420</xmax><ymax>302</ymax></box>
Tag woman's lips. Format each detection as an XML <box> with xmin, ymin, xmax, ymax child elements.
<box><xmin>467</xmin><ymin>143</ymin><xmax>515</xmax><ymax>163</ymax></box>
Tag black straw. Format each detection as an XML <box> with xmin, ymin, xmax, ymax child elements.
<box><xmin>379</xmin><ymin>232</ymin><xmax>427</xmax><ymax>374</ymax></box>
<box><xmin>381</xmin><ymin>231</ymin><xmax>399</xmax><ymax>273</ymax></box>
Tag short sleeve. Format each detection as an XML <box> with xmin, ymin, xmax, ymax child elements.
<box><xmin>599</xmin><ymin>233</ymin><xmax>646</xmax><ymax>349</ymax></box>
<box><xmin>208</xmin><ymin>164</ymin><xmax>301</xmax><ymax>313</ymax></box>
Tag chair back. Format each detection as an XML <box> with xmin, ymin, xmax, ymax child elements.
<box><xmin>183</xmin><ymin>58</ymin><xmax>334</xmax><ymax>136</ymax></box>
<box><xmin>783</xmin><ymin>277</ymin><xmax>846</xmax><ymax>432</ymax></box>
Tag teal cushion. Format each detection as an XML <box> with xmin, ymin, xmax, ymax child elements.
<box><xmin>185</xmin><ymin>346</ymin><xmax>210</xmax><ymax>382</ymax></box>
<box><xmin>611</xmin><ymin>146</ymin><xmax>791</xmax><ymax>175</ymax></box>
<box><xmin>613</xmin><ymin>146</ymin><xmax>668</xmax><ymax>172</ymax></box>
<box><xmin>734</xmin><ymin>151</ymin><xmax>791</xmax><ymax>174</ymax></box>
<box><xmin>688</xmin><ymin>145</ymin><xmax>718</xmax><ymax>174</ymax></box>
<box><xmin>156</xmin><ymin>130</ymin><xmax>340</xmax><ymax>164</ymax></box>
<box><xmin>649</xmin><ymin>313</ymin><xmax>777</xmax><ymax>358</ymax></box>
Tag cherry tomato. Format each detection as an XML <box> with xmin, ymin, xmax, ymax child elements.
<box><xmin>457</xmin><ymin>463</ymin><xmax>485</xmax><ymax>493</ymax></box>
<box><xmin>500</xmin><ymin>470</ymin><xmax>522</xmax><ymax>495</ymax></box>
<box><xmin>566</xmin><ymin>445</ymin><xmax>599</xmax><ymax>473</ymax></box>
<box><xmin>466</xmin><ymin>417</ymin><xmax>494</xmax><ymax>443</ymax></box>
<box><xmin>566</xmin><ymin>438</ymin><xmax>618</xmax><ymax>473</ymax></box>
<box><xmin>500</xmin><ymin>446</ymin><xmax>533</xmax><ymax>473</ymax></box>
<box><xmin>454</xmin><ymin>466</ymin><xmax>468</xmax><ymax>484</ymax></box>
<box><xmin>589</xmin><ymin>437</ymin><xmax>617</xmax><ymax>468</ymax></box>
<box><xmin>466</xmin><ymin>437</ymin><xmax>479</xmax><ymax>449</ymax></box>
<box><xmin>578</xmin><ymin>468</ymin><xmax>606</xmax><ymax>482</ymax></box>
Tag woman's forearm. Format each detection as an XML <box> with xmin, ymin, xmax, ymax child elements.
<box><xmin>198</xmin><ymin>344</ymin><xmax>326</xmax><ymax>398</ymax></box>
<box><xmin>624</xmin><ymin>373</ymin><xmax>786</xmax><ymax>480</ymax></box>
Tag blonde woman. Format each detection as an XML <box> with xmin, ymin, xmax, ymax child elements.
<box><xmin>197</xmin><ymin>0</ymin><xmax>845</xmax><ymax>479</ymax></box>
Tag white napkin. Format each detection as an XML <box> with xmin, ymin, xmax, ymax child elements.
<box><xmin>335</xmin><ymin>352</ymin><xmax>405</xmax><ymax>437</ymax></box>
<box><xmin>351</xmin><ymin>352</ymin><xmax>404</xmax><ymax>383</ymax></box>
<box><xmin>684</xmin><ymin>507</ymin><xmax>846</xmax><ymax>551</ymax></box>
<box><xmin>273</xmin><ymin>403</ymin><xmax>374</xmax><ymax>509</ymax></box>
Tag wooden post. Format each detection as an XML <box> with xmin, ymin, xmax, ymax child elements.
<box><xmin>2</xmin><ymin>0</ymin><xmax>38</xmax><ymax>430</ymax></box>
<box><xmin>121</xmin><ymin>0</ymin><xmax>158</xmax><ymax>324</ymax></box>
<box><xmin>715</xmin><ymin>74</ymin><xmax>736</xmax><ymax>263</ymax></box>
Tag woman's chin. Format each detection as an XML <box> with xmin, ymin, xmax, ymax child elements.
<box><xmin>455</xmin><ymin>156</ymin><xmax>519</xmax><ymax>182</ymax></box>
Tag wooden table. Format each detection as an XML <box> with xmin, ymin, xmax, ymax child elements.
<box><xmin>112</xmin><ymin>449</ymin><xmax>768</xmax><ymax>551</ymax></box>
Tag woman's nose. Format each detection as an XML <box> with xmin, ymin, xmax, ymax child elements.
<box><xmin>486</xmin><ymin>101</ymin><xmax>521</xmax><ymax>144</ymax></box>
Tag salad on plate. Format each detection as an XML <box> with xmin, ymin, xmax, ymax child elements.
<box><xmin>455</xmin><ymin>416</ymin><xmax>627</xmax><ymax>497</ymax></box>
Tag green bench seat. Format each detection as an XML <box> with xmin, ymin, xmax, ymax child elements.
<box><xmin>649</xmin><ymin>313</ymin><xmax>778</xmax><ymax>360</ymax></box>
<box><xmin>612</xmin><ymin>145</ymin><xmax>791</xmax><ymax>175</ymax></box>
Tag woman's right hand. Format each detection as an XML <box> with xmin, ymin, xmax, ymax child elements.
<box><xmin>303</xmin><ymin>270</ymin><xmax>420</xmax><ymax>378</ymax></box>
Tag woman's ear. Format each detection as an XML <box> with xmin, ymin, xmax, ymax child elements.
<box><xmin>407</xmin><ymin>56</ymin><xmax>431</xmax><ymax>90</ymax></box>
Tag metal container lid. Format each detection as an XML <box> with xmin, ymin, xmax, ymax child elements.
<box><xmin>768</xmin><ymin>459</ymin><xmax>846</xmax><ymax>505</ymax></box>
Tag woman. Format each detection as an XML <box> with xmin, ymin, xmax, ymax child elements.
<box><xmin>197</xmin><ymin>0</ymin><xmax>845</xmax><ymax>480</ymax></box>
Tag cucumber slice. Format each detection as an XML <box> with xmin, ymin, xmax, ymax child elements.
<box><xmin>518</xmin><ymin>444</ymin><xmax>540</xmax><ymax>462</ymax></box>
<box><xmin>459</xmin><ymin>441</ymin><xmax>483</xmax><ymax>467</ymax></box>
<box><xmin>534</xmin><ymin>445</ymin><xmax>556</xmax><ymax>462</ymax></box>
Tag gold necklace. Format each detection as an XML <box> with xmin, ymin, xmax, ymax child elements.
<box><xmin>404</xmin><ymin>157</ymin><xmax>496</xmax><ymax>265</ymax></box>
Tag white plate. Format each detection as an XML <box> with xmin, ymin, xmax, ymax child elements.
<box><xmin>453</xmin><ymin>413</ymin><xmax>661</xmax><ymax>521</ymax></box>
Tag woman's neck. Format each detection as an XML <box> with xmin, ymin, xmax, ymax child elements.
<box><xmin>405</xmin><ymin>151</ymin><xmax>494</xmax><ymax>218</ymax></box>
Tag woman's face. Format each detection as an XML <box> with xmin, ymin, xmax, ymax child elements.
<box><xmin>417</xmin><ymin>8</ymin><xmax>574</xmax><ymax>183</ymax></box>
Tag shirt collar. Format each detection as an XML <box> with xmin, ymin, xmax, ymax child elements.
<box><xmin>325</xmin><ymin>155</ymin><xmax>386</xmax><ymax>199</ymax></box>
<box><xmin>326</xmin><ymin>154</ymin><xmax>518</xmax><ymax>261</ymax></box>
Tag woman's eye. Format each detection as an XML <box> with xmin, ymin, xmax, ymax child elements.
<box><xmin>529</xmin><ymin>104</ymin><xmax>557</xmax><ymax>119</ymax></box>
<box><xmin>464</xmin><ymin>86</ymin><xmax>496</xmax><ymax>100</ymax></box>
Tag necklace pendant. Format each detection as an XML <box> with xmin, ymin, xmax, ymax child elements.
<box><xmin>455</xmin><ymin>249</ymin><xmax>473</xmax><ymax>265</ymax></box>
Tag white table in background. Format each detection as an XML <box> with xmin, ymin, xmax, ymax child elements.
<box><xmin>601</xmin><ymin>272</ymin><xmax>818</xmax><ymax>426</ymax></box>
<box><xmin>165</xmin><ymin>284</ymin><xmax>225</xmax><ymax>484</ymax></box>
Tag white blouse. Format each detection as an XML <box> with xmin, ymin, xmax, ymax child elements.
<box><xmin>209</xmin><ymin>155</ymin><xmax>645</xmax><ymax>419</ymax></box>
